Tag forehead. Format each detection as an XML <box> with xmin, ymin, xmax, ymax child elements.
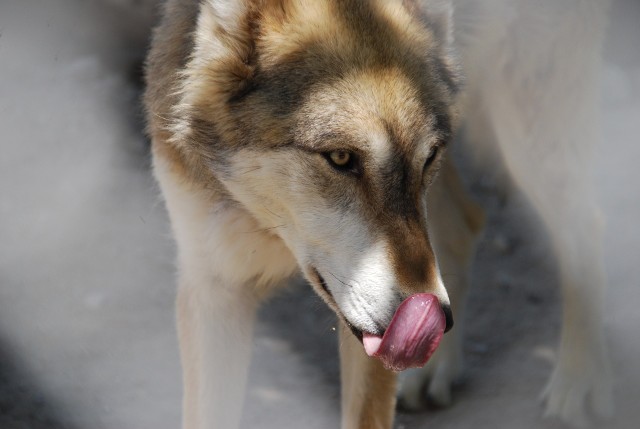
<box><xmin>254</xmin><ymin>0</ymin><xmax>457</xmax><ymax>151</ymax></box>
<box><xmin>294</xmin><ymin>68</ymin><xmax>445</xmax><ymax>155</ymax></box>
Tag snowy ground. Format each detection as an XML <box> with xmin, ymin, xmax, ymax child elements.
<box><xmin>0</xmin><ymin>1</ymin><xmax>638</xmax><ymax>428</ymax></box>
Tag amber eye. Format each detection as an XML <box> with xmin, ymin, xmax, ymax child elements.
<box><xmin>323</xmin><ymin>150</ymin><xmax>359</xmax><ymax>174</ymax></box>
<box><xmin>423</xmin><ymin>147</ymin><xmax>439</xmax><ymax>173</ymax></box>
<box><xmin>329</xmin><ymin>150</ymin><xmax>351</xmax><ymax>167</ymax></box>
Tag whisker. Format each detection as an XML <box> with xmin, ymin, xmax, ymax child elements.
<box><xmin>238</xmin><ymin>166</ymin><xmax>262</xmax><ymax>174</ymax></box>
<box><xmin>263</xmin><ymin>207</ymin><xmax>283</xmax><ymax>219</ymax></box>
<box><xmin>440</xmin><ymin>273</ymin><xmax>462</xmax><ymax>280</ymax></box>
<box><xmin>242</xmin><ymin>224</ymin><xmax>286</xmax><ymax>234</ymax></box>
<box><xmin>328</xmin><ymin>271</ymin><xmax>353</xmax><ymax>289</ymax></box>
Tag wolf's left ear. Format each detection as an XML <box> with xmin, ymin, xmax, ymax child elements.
<box><xmin>406</xmin><ymin>0</ymin><xmax>454</xmax><ymax>47</ymax></box>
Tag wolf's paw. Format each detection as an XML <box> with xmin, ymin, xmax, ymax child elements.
<box><xmin>540</xmin><ymin>352</ymin><xmax>614</xmax><ymax>428</ymax></box>
<box><xmin>397</xmin><ymin>343</ymin><xmax>463</xmax><ymax>410</ymax></box>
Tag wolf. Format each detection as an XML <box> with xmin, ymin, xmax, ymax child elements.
<box><xmin>144</xmin><ymin>0</ymin><xmax>613</xmax><ymax>428</ymax></box>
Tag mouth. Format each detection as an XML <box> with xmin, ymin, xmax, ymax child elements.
<box><xmin>309</xmin><ymin>267</ymin><xmax>449</xmax><ymax>372</ymax></box>
<box><xmin>309</xmin><ymin>267</ymin><xmax>366</xmax><ymax>339</ymax></box>
<box><xmin>360</xmin><ymin>293</ymin><xmax>447</xmax><ymax>372</ymax></box>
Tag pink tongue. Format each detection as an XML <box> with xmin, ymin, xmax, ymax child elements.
<box><xmin>362</xmin><ymin>293</ymin><xmax>445</xmax><ymax>372</ymax></box>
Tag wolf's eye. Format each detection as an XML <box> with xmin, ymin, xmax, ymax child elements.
<box><xmin>329</xmin><ymin>151</ymin><xmax>351</xmax><ymax>166</ymax></box>
<box><xmin>324</xmin><ymin>150</ymin><xmax>359</xmax><ymax>173</ymax></box>
<box><xmin>423</xmin><ymin>147</ymin><xmax>439</xmax><ymax>173</ymax></box>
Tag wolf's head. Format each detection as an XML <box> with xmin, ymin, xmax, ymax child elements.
<box><xmin>172</xmin><ymin>0</ymin><xmax>461</xmax><ymax>368</ymax></box>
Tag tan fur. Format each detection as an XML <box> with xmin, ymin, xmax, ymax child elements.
<box><xmin>146</xmin><ymin>0</ymin><xmax>458</xmax><ymax>179</ymax></box>
<box><xmin>145</xmin><ymin>0</ymin><xmax>613</xmax><ymax>428</ymax></box>
<box><xmin>146</xmin><ymin>1</ymin><xmax>458</xmax><ymax>428</ymax></box>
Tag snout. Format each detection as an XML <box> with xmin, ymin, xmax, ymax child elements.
<box><xmin>309</xmin><ymin>267</ymin><xmax>451</xmax><ymax>371</ymax></box>
<box><xmin>304</xmin><ymin>238</ymin><xmax>452</xmax><ymax>371</ymax></box>
<box><xmin>307</xmin><ymin>262</ymin><xmax>453</xmax><ymax>339</ymax></box>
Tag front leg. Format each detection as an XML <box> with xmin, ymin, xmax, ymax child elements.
<box><xmin>538</xmin><ymin>203</ymin><xmax>614</xmax><ymax>426</ymax></box>
<box><xmin>339</xmin><ymin>324</ymin><xmax>397</xmax><ymax>429</ymax></box>
<box><xmin>154</xmin><ymin>151</ymin><xmax>299</xmax><ymax>429</ymax></box>
<box><xmin>177</xmin><ymin>276</ymin><xmax>260</xmax><ymax>429</ymax></box>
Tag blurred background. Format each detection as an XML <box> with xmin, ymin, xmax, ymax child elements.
<box><xmin>0</xmin><ymin>1</ymin><xmax>638</xmax><ymax>428</ymax></box>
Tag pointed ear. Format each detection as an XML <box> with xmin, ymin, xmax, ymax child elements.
<box><xmin>195</xmin><ymin>0</ymin><xmax>256</xmax><ymax>61</ymax></box>
<box><xmin>181</xmin><ymin>0</ymin><xmax>263</xmax><ymax>109</ymax></box>
<box><xmin>404</xmin><ymin>0</ymin><xmax>454</xmax><ymax>46</ymax></box>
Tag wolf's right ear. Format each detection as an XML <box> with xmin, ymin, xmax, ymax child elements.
<box><xmin>195</xmin><ymin>0</ymin><xmax>256</xmax><ymax>61</ymax></box>
<box><xmin>405</xmin><ymin>0</ymin><xmax>454</xmax><ymax>47</ymax></box>
<box><xmin>181</xmin><ymin>0</ymin><xmax>265</xmax><ymax>107</ymax></box>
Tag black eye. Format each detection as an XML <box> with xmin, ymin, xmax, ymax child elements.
<box><xmin>324</xmin><ymin>150</ymin><xmax>359</xmax><ymax>174</ymax></box>
<box><xmin>423</xmin><ymin>147</ymin><xmax>439</xmax><ymax>173</ymax></box>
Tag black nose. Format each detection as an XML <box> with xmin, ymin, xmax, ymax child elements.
<box><xmin>442</xmin><ymin>304</ymin><xmax>454</xmax><ymax>333</ymax></box>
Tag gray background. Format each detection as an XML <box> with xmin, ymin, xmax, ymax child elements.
<box><xmin>1</xmin><ymin>1</ymin><xmax>638</xmax><ymax>428</ymax></box>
